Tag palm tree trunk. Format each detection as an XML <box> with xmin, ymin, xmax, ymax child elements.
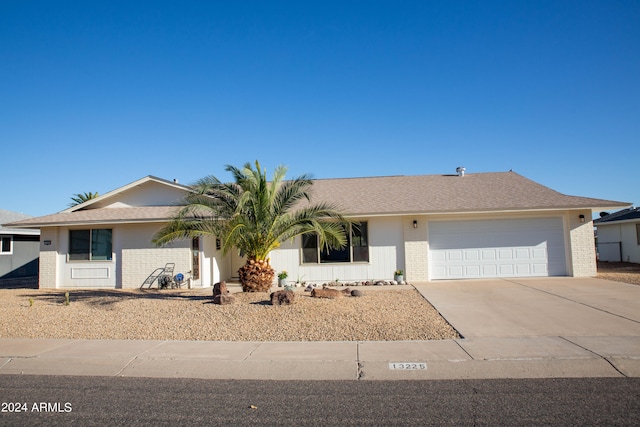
<box><xmin>238</xmin><ymin>259</ymin><xmax>275</xmax><ymax>292</ymax></box>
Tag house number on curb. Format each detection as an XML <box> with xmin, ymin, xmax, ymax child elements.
<box><xmin>389</xmin><ymin>362</ymin><xmax>427</xmax><ymax>370</ymax></box>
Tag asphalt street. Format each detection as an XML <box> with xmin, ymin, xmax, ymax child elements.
<box><xmin>1</xmin><ymin>375</ymin><xmax>639</xmax><ymax>426</ymax></box>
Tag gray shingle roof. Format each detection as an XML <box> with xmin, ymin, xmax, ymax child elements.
<box><xmin>4</xmin><ymin>171</ymin><xmax>630</xmax><ymax>228</ymax></box>
<box><xmin>4</xmin><ymin>206</ymin><xmax>181</xmax><ymax>228</ymax></box>
<box><xmin>0</xmin><ymin>209</ymin><xmax>39</xmax><ymax>234</ymax></box>
<box><xmin>306</xmin><ymin>171</ymin><xmax>630</xmax><ymax>215</ymax></box>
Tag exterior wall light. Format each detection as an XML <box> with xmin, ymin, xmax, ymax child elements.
<box><xmin>413</xmin><ymin>220</ymin><xmax>418</xmax><ymax>229</ymax></box>
<box><xmin>579</xmin><ymin>214</ymin><xmax>585</xmax><ymax>223</ymax></box>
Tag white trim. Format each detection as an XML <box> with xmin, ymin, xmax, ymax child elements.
<box><xmin>0</xmin><ymin>235</ymin><xmax>13</xmax><ymax>255</ymax></box>
<box><xmin>71</xmin><ymin>267</ymin><xmax>110</xmax><ymax>279</ymax></box>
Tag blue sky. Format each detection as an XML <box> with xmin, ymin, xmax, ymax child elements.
<box><xmin>1</xmin><ymin>1</ymin><xmax>638</xmax><ymax>217</ymax></box>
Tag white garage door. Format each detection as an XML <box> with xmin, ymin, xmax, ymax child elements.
<box><xmin>429</xmin><ymin>218</ymin><xmax>567</xmax><ymax>279</ymax></box>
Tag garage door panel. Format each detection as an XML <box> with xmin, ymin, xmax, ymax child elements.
<box><xmin>499</xmin><ymin>265</ymin><xmax>514</xmax><ymax>275</ymax></box>
<box><xmin>449</xmin><ymin>266</ymin><xmax>464</xmax><ymax>277</ymax></box>
<box><xmin>429</xmin><ymin>218</ymin><xmax>567</xmax><ymax>279</ymax></box>
<box><xmin>532</xmin><ymin>248</ymin><xmax>547</xmax><ymax>259</ymax></box>
<box><xmin>431</xmin><ymin>252</ymin><xmax>446</xmax><ymax>262</ymax></box>
<box><xmin>465</xmin><ymin>250</ymin><xmax>480</xmax><ymax>261</ymax></box>
<box><xmin>482</xmin><ymin>249</ymin><xmax>496</xmax><ymax>260</ymax></box>
<box><xmin>465</xmin><ymin>265</ymin><xmax>481</xmax><ymax>276</ymax></box>
<box><xmin>432</xmin><ymin>266</ymin><xmax>447</xmax><ymax>277</ymax></box>
<box><xmin>533</xmin><ymin>263</ymin><xmax>547</xmax><ymax>274</ymax></box>
<box><xmin>483</xmin><ymin>265</ymin><xmax>497</xmax><ymax>275</ymax></box>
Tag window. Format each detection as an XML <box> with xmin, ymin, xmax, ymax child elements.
<box><xmin>69</xmin><ymin>229</ymin><xmax>112</xmax><ymax>261</ymax></box>
<box><xmin>351</xmin><ymin>222</ymin><xmax>369</xmax><ymax>262</ymax></box>
<box><xmin>302</xmin><ymin>222</ymin><xmax>369</xmax><ymax>264</ymax></box>
<box><xmin>0</xmin><ymin>236</ymin><xmax>11</xmax><ymax>254</ymax></box>
<box><xmin>636</xmin><ymin>224</ymin><xmax>640</xmax><ymax>245</ymax></box>
<box><xmin>302</xmin><ymin>234</ymin><xmax>319</xmax><ymax>263</ymax></box>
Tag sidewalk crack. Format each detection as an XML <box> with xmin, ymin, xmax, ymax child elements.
<box><xmin>559</xmin><ymin>336</ymin><xmax>628</xmax><ymax>377</ymax></box>
<box><xmin>243</xmin><ymin>343</ymin><xmax>261</xmax><ymax>361</ymax></box>
<box><xmin>0</xmin><ymin>358</ymin><xmax>12</xmax><ymax>369</ymax></box>
<box><xmin>356</xmin><ymin>342</ymin><xmax>364</xmax><ymax>380</ymax></box>
<box><xmin>453</xmin><ymin>339</ymin><xmax>475</xmax><ymax>360</ymax></box>
<box><xmin>114</xmin><ymin>356</ymin><xmax>138</xmax><ymax>377</ymax></box>
<box><xmin>114</xmin><ymin>340</ymin><xmax>168</xmax><ymax>377</ymax></box>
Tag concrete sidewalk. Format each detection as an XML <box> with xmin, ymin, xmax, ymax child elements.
<box><xmin>1</xmin><ymin>278</ymin><xmax>639</xmax><ymax>380</ymax></box>
<box><xmin>1</xmin><ymin>335</ymin><xmax>638</xmax><ymax>380</ymax></box>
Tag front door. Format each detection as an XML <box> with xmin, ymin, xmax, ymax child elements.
<box><xmin>192</xmin><ymin>237</ymin><xmax>200</xmax><ymax>280</ymax></box>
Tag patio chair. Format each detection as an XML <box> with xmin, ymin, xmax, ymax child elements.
<box><xmin>141</xmin><ymin>263</ymin><xmax>175</xmax><ymax>289</ymax></box>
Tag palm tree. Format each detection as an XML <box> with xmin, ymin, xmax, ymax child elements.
<box><xmin>152</xmin><ymin>161</ymin><xmax>350</xmax><ymax>292</ymax></box>
<box><xmin>68</xmin><ymin>192</ymin><xmax>99</xmax><ymax>207</ymax></box>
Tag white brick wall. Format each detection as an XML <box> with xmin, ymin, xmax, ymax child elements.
<box><xmin>38</xmin><ymin>228</ymin><xmax>57</xmax><ymax>288</ymax></box>
<box><xmin>118</xmin><ymin>224</ymin><xmax>191</xmax><ymax>288</ymax></box>
<box><xmin>404</xmin><ymin>217</ymin><xmax>429</xmax><ymax>282</ymax></box>
<box><xmin>568</xmin><ymin>210</ymin><xmax>597</xmax><ymax>277</ymax></box>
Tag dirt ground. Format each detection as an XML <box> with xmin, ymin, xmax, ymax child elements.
<box><xmin>597</xmin><ymin>261</ymin><xmax>640</xmax><ymax>286</ymax></box>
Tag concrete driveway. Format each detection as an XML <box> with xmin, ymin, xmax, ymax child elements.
<box><xmin>414</xmin><ymin>277</ymin><xmax>640</xmax><ymax>338</ymax></box>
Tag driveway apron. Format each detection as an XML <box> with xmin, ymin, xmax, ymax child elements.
<box><xmin>413</xmin><ymin>278</ymin><xmax>640</xmax><ymax>338</ymax></box>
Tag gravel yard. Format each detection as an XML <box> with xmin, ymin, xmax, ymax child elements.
<box><xmin>3</xmin><ymin>262</ymin><xmax>637</xmax><ymax>342</ymax></box>
<box><xmin>597</xmin><ymin>261</ymin><xmax>640</xmax><ymax>286</ymax></box>
<box><xmin>0</xmin><ymin>287</ymin><xmax>460</xmax><ymax>342</ymax></box>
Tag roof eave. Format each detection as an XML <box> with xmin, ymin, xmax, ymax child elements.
<box><xmin>5</xmin><ymin>218</ymin><xmax>175</xmax><ymax>229</ymax></box>
<box><xmin>0</xmin><ymin>228</ymin><xmax>40</xmax><ymax>235</ymax></box>
<box><xmin>342</xmin><ymin>205</ymin><xmax>631</xmax><ymax>218</ymax></box>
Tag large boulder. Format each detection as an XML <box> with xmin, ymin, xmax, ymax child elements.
<box><xmin>270</xmin><ymin>290</ymin><xmax>295</xmax><ymax>305</ymax></box>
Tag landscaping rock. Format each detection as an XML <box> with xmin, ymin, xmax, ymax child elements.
<box><xmin>311</xmin><ymin>288</ymin><xmax>352</xmax><ymax>299</ymax></box>
<box><xmin>351</xmin><ymin>289</ymin><xmax>363</xmax><ymax>297</ymax></box>
<box><xmin>213</xmin><ymin>294</ymin><xmax>236</xmax><ymax>305</ymax></box>
<box><xmin>270</xmin><ymin>290</ymin><xmax>295</xmax><ymax>305</ymax></box>
<box><xmin>212</xmin><ymin>281</ymin><xmax>228</xmax><ymax>297</ymax></box>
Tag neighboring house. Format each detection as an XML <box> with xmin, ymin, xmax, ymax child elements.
<box><xmin>0</xmin><ymin>209</ymin><xmax>40</xmax><ymax>282</ymax></box>
<box><xmin>594</xmin><ymin>207</ymin><xmax>640</xmax><ymax>264</ymax></box>
<box><xmin>4</xmin><ymin>171</ymin><xmax>630</xmax><ymax>289</ymax></box>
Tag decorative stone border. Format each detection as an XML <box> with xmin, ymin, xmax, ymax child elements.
<box><xmin>289</xmin><ymin>280</ymin><xmax>409</xmax><ymax>292</ymax></box>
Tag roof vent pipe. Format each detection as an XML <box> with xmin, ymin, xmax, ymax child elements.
<box><xmin>456</xmin><ymin>167</ymin><xmax>466</xmax><ymax>177</ymax></box>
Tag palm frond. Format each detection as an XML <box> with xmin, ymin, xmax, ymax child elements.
<box><xmin>153</xmin><ymin>160</ymin><xmax>350</xmax><ymax>262</ymax></box>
